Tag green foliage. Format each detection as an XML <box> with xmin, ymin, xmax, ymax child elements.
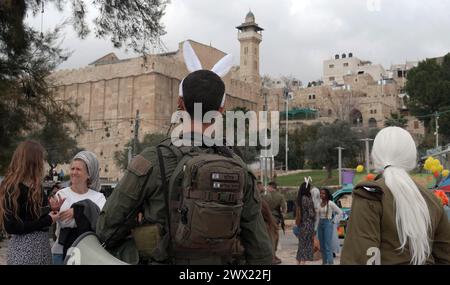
<box><xmin>1</xmin><ymin>0</ymin><xmax>168</xmax><ymax>173</ymax></box>
<box><xmin>384</xmin><ymin>113</ymin><xmax>408</xmax><ymax>128</ymax></box>
<box><xmin>277</xmin><ymin>170</ymin><xmax>340</xmax><ymax>187</ymax></box>
<box><xmin>29</xmin><ymin>116</ymin><xmax>83</xmax><ymax>170</ymax></box>
<box><xmin>114</xmin><ymin>133</ymin><xmax>166</xmax><ymax>170</ymax></box>
<box><xmin>8</xmin><ymin>0</ymin><xmax>168</xmax><ymax>54</ymax></box>
<box><xmin>406</xmin><ymin>54</ymin><xmax>450</xmax><ymax>140</ymax></box>
<box><xmin>275</xmin><ymin>124</ymin><xmax>320</xmax><ymax>170</ymax></box>
<box><xmin>304</xmin><ymin>121</ymin><xmax>362</xmax><ymax>178</ymax></box>
<box><xmin>0</xmin><ymin>16</ymin><xmax>84</xmax><ymax>172</ymax></box>
<box><xmin>223</xmin><ymin>107</ymin><xmax>259</xmax><ymax>164</ymax></box>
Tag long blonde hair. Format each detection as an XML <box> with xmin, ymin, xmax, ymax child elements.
<box><xmin>0</xmin><ymin>140</ymin><xmax>46</xmax><ymax>230</ymax></box>
<box><xmin>371</xmin><ymin>127</ymin><xmax>431</xmax><ymax>265</ymax></box>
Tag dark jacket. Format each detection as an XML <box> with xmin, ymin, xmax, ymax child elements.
<box><xmin>58</xmin><ymin>199</ymin><xmax>100</xmax><ymax>257</ymax></box>
<box><xmin>4</xmin><ymin>183</ymin><xmax>52</xmax><ymax>235</ymax></box>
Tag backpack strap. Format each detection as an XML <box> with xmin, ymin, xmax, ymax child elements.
<box><xmin>156</xmin><ymin>146</ymin><xmax>174</xmax><ymax>264</ymax></box>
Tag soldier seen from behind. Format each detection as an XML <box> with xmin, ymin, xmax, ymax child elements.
<box><xmin>96</xmin><ymin>42</ymin><xmax>273</xmax><ymax>265</ymax></box>
<box><xmin>341</xmin><ymin>127</ymin><xmax>450</xmax><ymax>264</ymax></box>
<box><xmin>262</xmin><ymin>181</ymin><xmax>286</xmax><ymax>264</ymax></box>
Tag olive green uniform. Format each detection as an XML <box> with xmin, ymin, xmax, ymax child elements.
<box><xmin>96</xmin><ymin>139</ymin><xmax>273</xmax><ymax>265</ymax></box>
<box><xmin>341</xmin><ymin>177</ymin><xmax>450</xmax><ymax>265</ymax></box>
<box><xmin>262</xmin><ymin>191</ymin><xmax>286</xmax><ymax>253</ymax></box>
<box><xmin>262</xmin><ymin>191</ymin><xmax>287</xmax><ymax>225</ymax></box>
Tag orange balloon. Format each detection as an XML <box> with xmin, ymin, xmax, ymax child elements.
<box><xmin>366</xmin><ymin>173</ymin><xmax>376</xmax><ymax>181</ymax></box>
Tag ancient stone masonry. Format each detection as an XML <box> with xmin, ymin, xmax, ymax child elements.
<box><xmin>50</xmin><ymin>13</ymin><xmax>265</xmax><ymax>181</ymax></box>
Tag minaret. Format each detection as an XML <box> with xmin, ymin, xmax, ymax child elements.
<box><xmin>236</xmin><ymin>11</ymin><xmax>263</xmax><ymax>84</ymax></box>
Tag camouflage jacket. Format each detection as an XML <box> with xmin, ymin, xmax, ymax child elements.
<box><xmin>341</xmin><ymin>177</ymin><xmax>450</xmax><ymax>265</ymax></box>
<box><xmin>96</xmin><ymin>138</ymin><xmax>273</xmax><ymax>265</ymax></box>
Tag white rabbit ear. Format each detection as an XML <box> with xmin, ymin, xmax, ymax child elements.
<box><xmin>183</xmin><ymin>41</ymin><xmax>202</xmax><ymax>72</ymax></box>
<box><xmin>220</xmin><ymin>93</ymin><xmax>226</xmax><ymax>107</ymax></box>
<box><xmin>211</xmin><ymin>54</ymin><xmax>233</xmax><ymax>77</ymax></box>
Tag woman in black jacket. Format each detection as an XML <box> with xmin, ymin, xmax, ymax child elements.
<box><xmin>0</xmin><ymin>141</ymin><xmax>59</xmax><ymax>265</ymax></box>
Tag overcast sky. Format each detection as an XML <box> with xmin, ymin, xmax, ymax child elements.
<box><xmin>26</xmin><ymin>0</ymin><xmax>450</xmax><ymax>83</ymax></box>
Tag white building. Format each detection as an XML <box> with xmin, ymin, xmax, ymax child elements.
<box><xmin>323</xmin><ymin>53</ymin><xmax>386</xmax><ymax>86</ymax></box>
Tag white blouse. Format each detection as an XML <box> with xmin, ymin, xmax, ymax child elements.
<box><xmin>318</xmin><ymin>200</ymin><xmax>343</xmax><ymax>222</ymax></box>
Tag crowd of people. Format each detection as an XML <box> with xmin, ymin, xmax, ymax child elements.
<box><xmin>0</xmin><ymin>41</ymin><xmax>449</xmax><ymax>265</ymax></box>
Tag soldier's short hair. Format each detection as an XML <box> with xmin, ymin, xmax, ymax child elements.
<box><xmin>268</xmin><ymin>181</ymin><xmax>277</xmax><ymax>189</ymax></box>
<box><xmin>182</xmin><ymin>70</ymin><xmax>225</xmax><ymax>117</ymax></box>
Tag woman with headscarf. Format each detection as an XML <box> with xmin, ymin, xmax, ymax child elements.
<box><xmin>50</xmin><ymin>151</ymin><xmax>106</xmax><ymax>264</ymax></box>
<box><xmin>0</xmin><ymin>141</ymin><xmax>59</xmax><ymax>265</ymax></box>
<box><xmin>341</xmin><ymin>127</ymin><xmax>450</xmax><ymax>265</ymax></box>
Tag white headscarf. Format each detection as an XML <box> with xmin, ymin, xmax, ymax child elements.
<box><xmin>371</xmin><ymin>127</ymin><xmax>431</xmax><ymax>265</ymax></box>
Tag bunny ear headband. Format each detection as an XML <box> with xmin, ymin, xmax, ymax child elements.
<box><xmin>179</xmin><ymin>41</ymin><xmax>233</xmax><ymax>107</ymax></box>
<box><xmin>304</xmin><ymin>176</ymin><xmax>312</xmax><ymax>188</ymax></box>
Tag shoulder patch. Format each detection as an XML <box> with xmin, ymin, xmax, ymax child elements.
<box><xmin>354</xmin><ymin>185</ymin><xmax>383</xmax><ymax>201</ymax></box>
<box><xmin>127</xmin><ymin>154</ymin><xmax>152</xmax><ymax>176</ymax></box>
<box><xmin>362</xmin><ymin>186</ymin><xmax>382</xmax><ymax>193</ymax></box>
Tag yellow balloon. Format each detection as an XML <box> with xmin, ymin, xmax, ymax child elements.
<box><xmin>424</xmin><ymin>161</ymin><xmax>432</xmax><ymax>171</ymax></box>
<box><xmin>430</xmin><ymin>166</ymin><xmax>439</xmax><ymax>173</ymax></box>
<box><xmin>426</xmin><ymin>157</ymin><xmax>433</xmax><ymax>163</ymax></box>
<box><xmin>438</xmin><ymin>165</ymin><xmax>444</xmax><ymax>172</ymax></box>
<box><xmin>356</xmin><ymin>165</ymin><xmax>364</xmax><ymax>173</ymax></box>
<box><xmin>442</xmin><ymin>170</ymin><xmax>449</xmax><ymax>177</ymax></box>
<box><xmin>433</xmin><ymin>159</ymin><xmax>441</xmax><ymax>167</ymax></box>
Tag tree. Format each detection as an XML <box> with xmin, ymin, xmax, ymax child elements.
<box><xmin>114</xmin><ymin>133</ymin><xmax>166</xmax><ymax>170</ymax></box>
<box><xmin>275</xmin><ymin>124</ymin><xmax>320</xmax><ymax>170</ymax></box>
<box><xmin>29</xmin><ymin>115</ymin><xmax>83</xmax><ymax>174</ymax></box>
<box><xmin>326</xmin><ymin>88</ymin><xmax>363</xmax><ymax>122</ymax></box>
<box><xmin>280</xmin><ymin>75</ymin><xmax>302</xmax><ymax>89</ymax></box>
<box><xmin>0</xmin><ymin>23</ymin><xmax>84</xmax><ymax>172</ymax></box>
<box><xmin>3</xmin><ymin>0</ymin><xmax>168</xmax><ymax>54</ymax></box>
<box><xmin>384</xmin><ymin>113</ymin><xmax>408</xmax><ymax>128</ymax></box>
<box><xmin>261</xmin><ymin>74</ymin><xmax>274</xmax><ymax>88</ymax></box>
<box><xmin>1</xmin><ymin>0</ymin><xmax>167</xmax><ymax>172</ymax></box>
<box><xmin>304</xmin><ymin>121</ymin><xmax>361</xmax><ymax>178</ymax></box>
<box><xmin>406</xmin><ymin>54</ymin><xmax>450</xmax><ymax>139</ymax></box>
<box><xmin>223</xmin><ymin>107</ymin><xmax>259</xmax><ymax>164</ymax></box>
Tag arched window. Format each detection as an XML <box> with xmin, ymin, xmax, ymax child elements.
<box><xmin>350</xmin><ymin>109</ymin><xmax>363</xmax><ymax>126</ymax></box>
<box><xmin>368</xmin><ymin>118</ymin><xmax>377</xmax><ymax>128</ymax></box>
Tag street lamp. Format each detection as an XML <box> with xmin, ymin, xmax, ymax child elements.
<box><xmin>435</xmin><ymin>112</ymin><xmax>440</xmax><ymax>149</ymax></box>
<box><xmin>360</xmin><ymin>138</ymin><xmax>374</xmax><ymax>174</ymax></box>
<box><xmin>283</xmin><ymin>88</ymin><xmax>293</xmax><ymax>173</ymax></box>
<box><xmin>336</xmin><ymin>147</ymin><xmax>345</xmax><ymax>186</ymax></box>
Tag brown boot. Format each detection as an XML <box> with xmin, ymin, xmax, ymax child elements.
<box><xmin>272</xmin><ymin>256</ymin><xmax>282</xmax><ymax>265</ymax></box>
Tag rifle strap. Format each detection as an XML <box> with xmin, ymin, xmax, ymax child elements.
<box><xmin>156</xmin><ymin>146</ymin><xmax>175</xmax><ymax>264</ymax></box>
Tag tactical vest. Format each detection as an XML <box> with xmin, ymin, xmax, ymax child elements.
<box><xmin>157</xmin><ymin>144</ymin><xmax>246</xmax><ymax>262</ymax></box>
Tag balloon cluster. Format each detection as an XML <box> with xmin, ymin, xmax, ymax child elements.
<box><xmin>355</xmin><ymin>165</ymin><xmax>376</xmax><ymax>181</ymax></box>
<box><xmin>423</xmin><ymin>157</ymin><xmax>449</xmax><ymax>178</ymax></box>
<box><xmin>434</xmin><ymin>190</ymin><xmax>449</xmax><ymax>206</ymax></box>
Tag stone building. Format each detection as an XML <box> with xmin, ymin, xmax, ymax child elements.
<box><xmin>323</xmin><ymin>53</ymin><xmax>386</xmax><ymax>86</ymax></box>
<box><xmin>284</xmin><ymin>56</ymin><xmax>425</xmax><ymax>140</ymax></box>
<box><xmin>50</xmin><ymin>12</ymin><xmax>265</xmax><ymax>181</ymax></box>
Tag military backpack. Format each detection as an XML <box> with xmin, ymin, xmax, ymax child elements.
<box><xmin>157</xmin><ymin>144</ymin><xmax>246</xmax><ymax>260</ymax></box>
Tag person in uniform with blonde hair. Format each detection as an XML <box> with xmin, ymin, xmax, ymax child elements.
<box><xmin>341</xmin><ymin>127</ymin><xmax>450</xmax><ymax>265</ymax></box>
